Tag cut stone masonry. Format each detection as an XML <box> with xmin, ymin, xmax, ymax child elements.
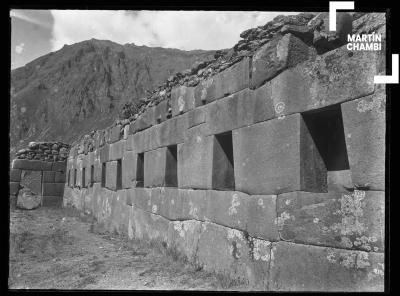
<box><xmin>60</xmin><ymin>12</ymin><xmax>386</xmax><ymax>291</ymax></box>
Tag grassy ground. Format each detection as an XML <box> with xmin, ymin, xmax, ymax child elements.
<box><xmin>8</xmin><ymin>206</ymin><xmax>248</xmax><ymax>290</ymax></box>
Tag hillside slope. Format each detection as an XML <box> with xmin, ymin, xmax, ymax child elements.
<box><xmin>10</xmin><ymin>39</ymin><xmax>214</xmax><ymax>154</ymax></box>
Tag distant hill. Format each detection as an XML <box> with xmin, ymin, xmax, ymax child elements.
<box><xmin>10</xmin><ymin>39</ymin><xmax>215</xmax><ymax>155</ymax></box>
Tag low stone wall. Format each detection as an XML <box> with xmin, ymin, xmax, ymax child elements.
<box><xmin>10</xmin><ymin>142</ymin><xmax>70</xmax><ymax>208</ymax></box>
<box><xmin>63</xmin><ymin>12</ymin><xmax>385</xmax><ymax>291</ymax></box>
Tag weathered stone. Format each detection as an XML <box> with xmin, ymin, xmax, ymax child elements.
<box><xmin>122</xmin><ymin>151</ymin><xmax>136</xmax><ymax>189</ymax></box>
<box><xmin>10</xmin><ymin>182</ymin><xmax>20</xmax><ymax>195</ymax></box>
<box><xmin>233</xmin><ymin>113</ymin><xmax>327</xmax><ymax>195</ymax></box>
<box><xmin>126</xmin><ymin>188</ymin><xmax>152</xmax><ymax>212</ymax></box>
<box><xmin>341</xmin><ymin>90</ymin><xmax>385</xmax><ymax>190</ymax></box>
<box><xmin>154</xmin><ymin>100</ymin><xmax>168</xmax><ymax>123</ymax></box>
<box><xmin>105</xmin><ymin>161</ymin><xmax>118</xmax><ymax>191</ymax></box>
<box><xmin>171</xmin><ymin>85</ymin><xmax>195</xmax><ymax>116</ymax></box>
<box><xmin>270</xmin><ymin>45</ymin><xmax>382</xmax><ymax>116</ymax></box>
<box><xmin>205</xmin><ymin>190</ymin><xmax>249</xmax><ymax>231</ymax></box>
<box><xmin>250</xmin><ymin>33</ymin><xmax>310</xmax><ymax>89</ymax></box>
<box><xmin>167</xmin><ymin>220</ymin><xmax>203</xmax><ymax>262</ymax></box>
<box><xmin>17</xmin><ymin>188</ymin><xmax>41</xmax><ymax>210</ymax></box>
<box><xmin>42</xmin><ymin>171</ymin><xmax>56</xmax><ymax>183</ymax></box>
<box><xmin>269</xmin><ymin>242</ymin><xmax>384</xmax><ymax>291</ymax></box>
<box><xmin>10</xmin><ymin>169</ymin><xmax>21</xmax><ymax>182</ymax></box>
<box><xmin>123</xmin><ymin>124</ymin><xmax>129</xmax><ymax>140</ymax></box>
<box><xmin>108</xmin><ymin>125</ymin><xmax>121</xmax><ymax>143</ymax></box>
<box><xmin>280</xmin><ymin>24</ymin><xmax>313</xmax><ymax>43</ymax></box>
<box><xmin>109</xmin><ymin>140</ymin><xmax>125</xmax><ymax>161</ymax></box>
<box><xmin>247</xmin><ymin>195</ymin><xmax>279</xmax><ymax>241</ymax></box>
<box><xmin>157</xmin><ymin>115</ymin><xmax>187</xmax><ymax>148</ymax></box>
<box><xmin>129</xmin><ymin>107</ymin><xmax>155</xmax><ymax>134</ymax></box>
<box><xmin>311</xmin><ymin>12</ymin><xmax>353</xmax><ymax>54</ymax></box>
<box><xmin>186</xmin><ymin>105</ymin><xmax>207</xmax><ymax>128</ymax></box>
<box><xmin>20</xmin><ymin>170</ymin><xmax>42</xmax><ymax>195</ymax></box>
<box><xmin>277</xmin><ymin>190</ymin><xmax>384</xmax><ymax>252</ymax></box>
<box><xmin>205</xmin><ymin>87</ymin><xmax>274</xmax><ymax>136</ymax></box>
<box><xmin>42</xmin><ymin>182</ymin><xmax>65</xmax><ymax>196</ymax></box>
<box><xmin>12</xmin><ymin>159</ymin><xmax>52</xmax><ymax>171</ymax></box>
<box><xmin>197</xmin><ymin>222</ymin><xmax>268</xmax><ymax>286</ymax></box>
<box><xmin>194</xmin><ymin>58</ymin><xmax>250</xmax><ymax>106</ymax></box>
<box><xmin>108</xmin><ymin>190</ymin><xmax>130</xmax><ymax>235</ymax></box>
<box><xmin>42</xmin><ymin>195</ymin><xmax>62</xmax><ymax>207</ymax></box>
<box><xmin>130</xmin><ymin>207</ymin><xmax>169</xmax><ymax>243</ymax></box>
<box><xmin>144</xmin><ymin>147</ymin><xmax>177</xmax><ymax>187</ymax></box>
<box><xmin>178</xmin><ymin>125</ymin><xmax>213</xmax><ymax>189</ymax></box>
<box><xmin>99</xmin><ymin>144</ymin><xmax>110</xmax><ymax>163</ymax></box>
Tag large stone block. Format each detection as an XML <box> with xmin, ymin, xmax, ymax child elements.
<box><xmin>341</xmin><ymin>91</ymin><xmax>385</xmax><ymax>190</ymax></box>
<box><xmin>10</xmin><ymin>182</ymin><xmax>20</xmax><ymax>195</ymax></box>
<box><xmin>186</xmin><ymin>105</ymin><xmax>207</xmax><ymax>128</ymax></box>
<box><xmin>194</xmin><ymin>58</ymin><xmax>250</xmax><ymax>106</ymax></box>
<box><xmin>108</xmin><ymin>190</ymin><xmax>130</xmax><ymax>235</ymax></box>
<box><xmin>167</xmin><ymin>220</ymin><xmax>203</xmax><ymax>262</ymax></box>
<box><xmin>129</xmin><ymin>107</ymin><xmax>156</xmax><ymax>134</ymax></box>
<box><xmin>144</xmin><ymin>147</ymin><xmax>177</xmax><ymax>187</ymax></box>
<box><xmin>233</xmin><ymin>113</ymin><xmax>327</xmax><ymax>195</ymax></box>
<box><xmin>52</xmin><ymin>161</ymin><xmax>66</xmax><ymax>172</ymax></box>
<box><xmin>126</xmin><ymin>187</ymin><xmax>152</xmax><ymax>212</ymax></box>
<box><xmin>270</xmin><ymin>45</ymin><xmax>383</xmax><ymax>116</ymax></box>
<box><xmin>99</xmin><ymin>144</ymin><xmax>110</xmax><ymax>163</ymax></box>
<box><xmin>122</xmin><ymin>151</ymin><xmax>136</xmax><ymax>189</ymax></box>
<box><xmin>178</xmin><ymin>125</ymin><xmax>214</xmax><ymax>189</ymax></box>
<box><xmin>154</xmin><ymin>100</ymin><xmax>168</xmax><ymax>124</ymax></box>
<box><xmin>269</xmin><ymin>242</ymin><xmax>384</xmax><ymax>291</ymax></box>
<box><xmin>42</xmin><ymin>171</ymin><xmax>55</xmax><ymax>183</ymax></box>
<box><xmin>130</xmin><ymin>207</ymin><xmax>169</xmax><ymax>243</ymax></box>
<box><xmin>157</xmin><ymin>115</ymin><xmax>187</xmax><ymax>148</ymax></box>
<box><xmin>197</xmin><ymin>222</ymin><xmax>270</xmax><ymax>287</ymax></box>
<box><xmin>148</xmin><ymin>187</ymin><xmax>180</xmax><ymax>219</ymax></box>
<box><xmin>42</xmin><ymin>182</ymin><xmax>64</xmax><ymax>196</ymax></box>
<box><xmin>105</xmin><ymin>161</ymin><xmax>118</xmax><ymax>191</ymax></box>
<box><xmin>12</xmin><ymin>159</ymin><xmax>52</xmax><ymax>171</ymax></box>
<box><xmin>108</xmin><ymin>125</ymin><xmax>121</xmax><ymax>143</ymax></box>
<box><xmin>171</xmin><ymin>85</ymin><xmax>196</xmax><ymax>116</ymax></box>
<box><xmin>10</xmin><ymin>169</ymin><xmax>21</xmax><ymax>182</ymax></box>
<box><xmin>109</xmin><ymin>140</ymin><xmax>125</xmax><ymax>161</ymax></box>
<box><xmin>205</xmin><ymin>190</ymin><xmax>250</xmax><ymax>231</ymax></box>
<box><xmin>20</xmin><ymin>170</ymin><xmax>42</xmax><ymax>195</ymax></box>
<box><xmin>205</xmin><ymin>87</ymin><xmax>274</xmax><ymax>136</ymax></box>
<box><xmin>179</xmin><ymin>189</ymin><xmax>208</xmax><ymax>221</ymax></box>
<box><xmin>247</xmin><ymin>195</ymin><xmax>279</xmax><ymax>241</ymax></box>
<box><xmin>277</xmin><ymin>190</ymin><xmax>384</xmax><ymax>252</ymax></box>
<box><xmin>250</xmin><ymin>33</ymin><xmax>311</xmax><ymax>89</ymax></box>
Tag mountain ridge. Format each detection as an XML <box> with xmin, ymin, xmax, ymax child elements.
<box><xmin>10</xmin><ymin>38</ymin><xmax>215</xmax><ymax>156</ymax></box>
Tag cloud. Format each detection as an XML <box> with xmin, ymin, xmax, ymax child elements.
<box><xmin>49</xmin><ymin>10</ymin><xmax>298</xmax><ymax>51</ymax></box>
<box><xmin>15</xmin><ymin>43</ymin><xmax>25</xmax><ymax>54</ymax></box>
<box><xmin>10</xmin><ymin>10</ymin><xmax>52</xmax><ymax>29</ymax></box>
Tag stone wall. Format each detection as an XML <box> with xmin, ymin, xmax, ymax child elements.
<box><xmin>62</xmin><ymin>12</ymin><xmax>386</xmax><ymax>291</ymax></box>
<box><xmin>10</xmin><ymin>142</ymin><xmax>70</xmax><ymax>208</ymax></box>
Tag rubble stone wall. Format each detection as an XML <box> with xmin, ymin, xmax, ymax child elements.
<box><xmin>10</xmin><ymin>142</ymin><xmax>70</xmax><ymax>208</ymax></box>
<box><xmin>63</xmin><ymin>12</ymin><xmax>386</xmax><ymax>291</ymax></box>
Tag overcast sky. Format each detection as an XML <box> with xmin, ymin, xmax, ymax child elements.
<box><xmin>10</xmin><ymin>10</ymin><xmax>298</xmax><ymax>69</ymax></box>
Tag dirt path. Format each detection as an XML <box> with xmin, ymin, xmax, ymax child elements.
<box><xmin>8</xmin><ymin>207</ymin><xmax>239</xmax><ymax>290</ymax></box>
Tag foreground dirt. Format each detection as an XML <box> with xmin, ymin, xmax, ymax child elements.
<box><xmin>9</xmin><ymin>207</ymin><xmax>244</xmax><ymax>290</ymax></box>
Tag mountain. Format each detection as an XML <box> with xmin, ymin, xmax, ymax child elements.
<box><xmin>10</xmin><ymin>39</ymin><xmax>215</xmax><ymax>155</ymax></box>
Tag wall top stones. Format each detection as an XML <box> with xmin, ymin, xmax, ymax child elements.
<box><xmin>14</xmin><ymin>141</ymin><xmax>70</xmax><ymax>163</ymax></box>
